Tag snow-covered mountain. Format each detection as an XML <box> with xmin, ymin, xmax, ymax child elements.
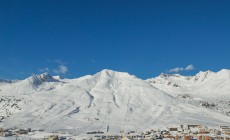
<box><xmin>0</xmin><ymin>79</ymin><xmax>13</xmax><ymax>84</ymax></box>
<box><xmin>147</xmin><ymin>69</ymin><xmax>230</xmax><ymax>116</ymax></box>
<box><xmin>147</xmin><ymin>69</ymin><xmax>230</xmax><ymax>98</ymax></box>
<box><xmin>0</xmin><ymin>69</ymin><xmax>229</xmax><ymax>137</ymax></box>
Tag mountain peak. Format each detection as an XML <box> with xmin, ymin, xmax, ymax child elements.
<box><xmin>100</xmin><ymin>69</ymin><xmax>116</xmax><ymax>74</ymax></box>
<box><xmin>0</xmin><ymin>69</ymin><xmax>230</xmax><ymax>137</ymax></box>
<box><xmin>26</xmin><ymin>73</ymin><xmax>59</xmax><ymax>86</ymax></box>
<box><xmin>159</xmin><ymin>73</ymin><xmax>182</xmax><ymax>78</ymax></box>
<box><xmin>95</xmin><ymin>69</ymin><xmax>135</xmax><ymax>78</ymax></box>
<box><xmin>218</xmin><ymin>69</ymin><xmax>230</xmax><ymax>74</ymax></box>
<box><xmin>197</xmin><ymin>70</ymin><xmax>214</xmax><ymax>74</ymax></box>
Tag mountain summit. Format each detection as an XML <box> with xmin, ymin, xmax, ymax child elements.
<box><xmin>147</xmin><ymin>69</ymin><xmax>230</xmax><ymax>98</ymax></box>
<box><xmin>26</xmin><ymin>72</ymin><xmax>60</xmax><ymax>85</ymax></box>
<box><xmin>0</xmin><ymin>69</ymin><xmax>229</xmax><ymax>136</ymax></box>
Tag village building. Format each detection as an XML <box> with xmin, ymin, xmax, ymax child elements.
<box><xmin>48</xmin><ymin>135</ymin><xmax>59</xmax><ymax>140</ymax></box>
<box><xmin>220</xmin><ymin>126</ymin><xmax>230</xmax><ymax>135</ymax></box>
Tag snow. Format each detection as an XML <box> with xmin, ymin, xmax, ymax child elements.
<box><xmin>147</xmin><ymin>69</ymin><xmax>230</xmax><ymax>116</ymax></box>
<box><xmin>0</xmin><ymin>69</ymin><xmax>229</xmax><ymax>139</ymax></box>
<box><xmin>147</xmin><ymin>69</ymin><xmax>230</xmax><ymax>99</ymax></box>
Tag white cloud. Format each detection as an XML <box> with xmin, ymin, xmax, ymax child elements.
<box><xmin>169</xmin><ymin>64</ymin><xmax>195</xmax><ymax>73</ymax></box>
<box><xmin>53</xmin><ymin>65</ymin><xmax>68</xmax><ymax>74</ymax></box>
<box><xmin>47</xmin><ymin>59</ymin><xmax>67</xmax><ymax>65</ymax></box>
<box><xmin>185</xmin><ymin>64</ymin><xmax>194</xmax><ymax>71</ymax></box>
<box><xmin>169</xmin><ymin>67</ymin><xmax>184</xmax><ymax>73</ymax></box>
<box><xmin>39</xmin><ymin>67</ymin><xmax>49</xmax><ymax>72</ymax></box>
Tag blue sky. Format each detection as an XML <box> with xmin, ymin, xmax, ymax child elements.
<box><xmin>0</xmin><ymin>0</ymin><xmax>230</xmax><ymax>79</ymax></box>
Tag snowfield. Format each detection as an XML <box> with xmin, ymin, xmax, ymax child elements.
<box><xmin>0</xmin><ymin>69</ymin><xmax>229</xmax><ymax>138</ymax></box>
<box><xmin>147</xmin><ymin>69</ymin><xmax>230</xmax><ymax>116</ymax></box>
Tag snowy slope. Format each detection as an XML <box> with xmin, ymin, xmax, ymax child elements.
<box><xmin>0</xmin><ymin>69</ymin><xmax>229</xmax><ymax>137</ymax></box>
<box><xmin>147</xmin><ymin>69</ymin><xmax>230</xmax><ymax>98</ymax></box>
<box><xmin>147</xmin><ymin>69</ymin><xmax>230</xmax><ymax>115</ymax></box>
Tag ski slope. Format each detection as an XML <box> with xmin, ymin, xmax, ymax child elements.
<box><xmin>0</xmin><ymin>69</ymin><xmax>229</xmax><ymax>137</ymax></box>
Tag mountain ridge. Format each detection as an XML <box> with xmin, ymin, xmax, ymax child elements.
<box><xmin>0</xmin><ymin>69</ymin><xmax>229</xmax><ymax>138</ymax></box>
<box><xmin>0</xmin><ymin>68</ymin><xmax>229</xmax><ymax>82</ymax></box>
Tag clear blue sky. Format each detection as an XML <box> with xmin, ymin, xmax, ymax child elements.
<box><xmin>0</xmin><ymin>0</ymin><xmax>230</xmax><ymax>79</ymax></box>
